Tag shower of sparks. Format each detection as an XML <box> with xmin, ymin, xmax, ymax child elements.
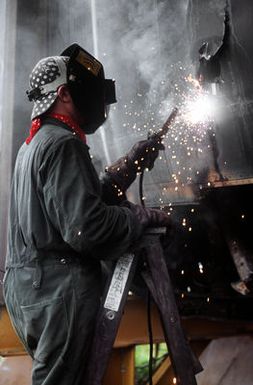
<box><xmin>117</xmin><ymin>63</ymin><xmax>226</xmax><ymax>303</ymax></box>
<box><xmin>121</xmin><ymin>62</ymin><xmax>223</xmax><ymax>199</ymax></box>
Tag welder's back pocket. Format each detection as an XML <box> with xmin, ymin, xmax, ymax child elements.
<box><xmin>21</xmin><ymin>296</ymin><xmax>68</xmax><ymax>363</ymax></box>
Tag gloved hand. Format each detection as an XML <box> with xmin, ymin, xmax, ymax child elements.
<box><xmin>122</xmin><ymin>201</ymin><xmax>171</xmax><ymax>229</ymax></box>
<box><xmin>127</xmin><ymin>137</ymin><xmax>165</xmax><ymax>171</ymax></box>
<box><xmin>105</xmin><ymin>137</ymin><xmax>164</xmax><ymax>192</ymax></box>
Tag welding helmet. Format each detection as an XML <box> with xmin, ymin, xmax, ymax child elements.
<box><xmin>60</xmin><ymin>43</ymin><xmax>117</xmax><ymax>134</ymax></box>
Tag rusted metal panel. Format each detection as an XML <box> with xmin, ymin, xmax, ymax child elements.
<box><xmin>0</xmin><ymin>306</ymin><xmax>25</xmax><ymax>356</ymax></box>
<box><xmin>2</xmin><ymin>301</ymin><xmax>253</xmax><ymax>385</ymax></box>
<box><xmin>209</xmin><ymin>178</ymin><xmax>253</xmax><ymax>188</ymax></box>
<box><xmin>115</xmin><ymin>297</ymin><xmax>164</xmax><ymax>347</ymax></box>
<box><xmin>102</xmin><ymin>347</ymin><xmax>135</xmax><ymax>385</ymax></box>
<box><xmin>116</xmin><ymin>298</ymin><xmax>253</xmax><ymax>346</ymax></box>
<box><xmin>2</xmin><ymin>299</ymin><xmax>253</xmax><ymax>358</ymax></box>
<box><xmin>147</xmin><ymin>356</ymin><xmax>172</xmax><ymax>385</ymax></box>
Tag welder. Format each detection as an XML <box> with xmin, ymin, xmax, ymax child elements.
<box><xmin>3</xmin><ymin>43</ymin><xmax>171</xmax><ymax>385</ymax></box>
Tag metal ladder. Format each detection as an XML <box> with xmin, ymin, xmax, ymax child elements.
<box><xmin>85</xmin><ymin>228</ymin><xmax>202</xmax><ymax>385</ymax></box>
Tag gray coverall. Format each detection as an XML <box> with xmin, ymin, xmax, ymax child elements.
<box><xmin>4</xmin><ymin>118</ymin><xmax>142</xmax><ymax>385</ymax></box>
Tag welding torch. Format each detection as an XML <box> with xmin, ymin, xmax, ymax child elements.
<box><xmin>139</xmin><ymin>107</ymin><xmax>179</xmax><ymax>206</ymax></box>
<box><xmin>148</xmin><ymin>106</ymin><xmax>178</xmax><ymax>142</ymax></box>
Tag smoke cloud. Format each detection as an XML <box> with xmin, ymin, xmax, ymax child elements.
<box><xmin>4</xmin><ymin>0</ymin><xmax>253</xmax><ymax>207</ymax></box>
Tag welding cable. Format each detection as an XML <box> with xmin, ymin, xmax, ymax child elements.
<box><xmin>139</xmin><ymin>171</ymin><xmax>145</xmax><ymax>208</ymax></box>
<box><xmin>139</xmin><ymin>169</ymin><xmax>154</xmax><ymax>385</ymax></box>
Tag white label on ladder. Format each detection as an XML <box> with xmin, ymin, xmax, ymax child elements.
<box><xmin>104</xmin><ymin>253</ymin><xmax>134</xmax><ymax>312</ymax></box>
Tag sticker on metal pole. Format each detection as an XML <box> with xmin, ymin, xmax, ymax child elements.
<box><xmin>104</xmin><ymin>253</ymin><xmax>134</xmax><ymax>312</ymax></box>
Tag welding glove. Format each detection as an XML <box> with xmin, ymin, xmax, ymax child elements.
<box><xmin>105</xmin><ymin>137</ymin><xmax>165</xmax><ymax>193</ymax></box>
<box><xmin>122</xmin><ymin>201</ymin><xmax>171</xmax><ymax>229</ymax></box>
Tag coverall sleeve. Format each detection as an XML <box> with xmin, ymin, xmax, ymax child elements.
<box><xmin>100</xmin><ymin>173</ymin><xmax>127</xmax><ymax>205</ymax></box>
<box><xmin>40</xmin><ymin>137</ymin><xmax>142</xmax><ymax>257</ymax></box>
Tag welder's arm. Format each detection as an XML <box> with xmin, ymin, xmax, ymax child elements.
<box><xmin>41</xmin><ymin>137</ymin><xmax>170</xmax><ymax>258</ymax></box>
<box><xmin>41</xmin><ymin>137</ymin><xmax>143</xmax><ymax>257</ymax></box>
<box><xmin>101</xmin><ymin>137</ymin><xmax>164</xmax><ymax>203</ymax></box>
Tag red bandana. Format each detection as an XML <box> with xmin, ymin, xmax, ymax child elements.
<box><xmin>26</xmin><ymin>113</ymin><xmax>86</xmax><ymax>144</ymax></box>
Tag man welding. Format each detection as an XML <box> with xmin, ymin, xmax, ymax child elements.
<box><xmin>3</xmin><ymin>43</ymin><xmax>171</xmax><ymax>385</ymax></box>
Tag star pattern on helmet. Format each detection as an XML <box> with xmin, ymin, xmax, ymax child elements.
<box><xmin>30</xmin><ymin>59</ymin><xmax>60</xmax><ymax>88</ymax></box>
<box><xmin>28</xmin><ymin>56</ymin><xmax>68</xmax><ymax>120</ymax></box>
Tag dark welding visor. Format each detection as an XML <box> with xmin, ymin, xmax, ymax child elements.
<box><xmin>60</xmin><ymin>43</ymin><xmax>116</xmax><ymax>133</ymax></box>
<box><xmin>61</xmin><ymin>43</ymin><xmax>116</xmax><ymax>105</ymax></box>
<box><xmin>104</xmin><ymin>79</ymin><xmax>116</xmax><ymax>105</ymax></box>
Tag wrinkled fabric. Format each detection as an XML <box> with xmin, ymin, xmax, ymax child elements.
<box><xmin>5</xmin><ymin>118</ymin><xmax>142</xmax><ymax>268</ymax></box>
<box><xmin>4</xmin><ymin>261</ymin><xmax>100</xmax><ymax>385</ymax></box>
<box><xmin>4</xmin><ymin>118</ymin><xmax>143</xmax><ymax>385</ymax></box>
